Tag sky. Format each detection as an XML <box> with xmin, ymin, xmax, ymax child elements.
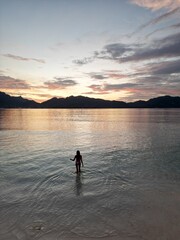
<box><xmin>0</xmin><ymin>0</ymin><xmax>180</xmax><ymax>102</ymax></box>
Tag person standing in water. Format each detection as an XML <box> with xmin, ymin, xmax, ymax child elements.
<box><xmin>71</xmin><ymin>150</ymin><xmax>84</xmax><ymax>173</ymax></box>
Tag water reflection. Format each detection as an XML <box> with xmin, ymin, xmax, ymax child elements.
<box><xmin>75</xmin><ymin>173</ymin><xmax>83</xmax><ymax>196</ymax></box>
<box><xmin>0</xmin><ymin>109</ymin><xmax>179</xmax><ymax>131</ymax></box>
<box><xmin>0</xmin><ymin>109</ymin><xmax>180</xmax><ymax>240</ymax></box>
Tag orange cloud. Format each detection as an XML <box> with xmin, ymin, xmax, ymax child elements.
<box><xmin>0</xmin><ymin>75</ymin><xmax>30</xmax><ymax>89</ymax></box>
<box><xmin>130</xmin><ymin>0</ymin><xmax>180</xmax><ymax>10</ymax></box>
<box><xmin>107</xmin><ymin>73</ymin><xmax>127</xmax><ymax>79</ymax></box>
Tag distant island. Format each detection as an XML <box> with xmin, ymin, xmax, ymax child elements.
<box><xmin>0</xmin><ymin>91</ymin><xmax>180</xmax><ymax>108</ymax></box>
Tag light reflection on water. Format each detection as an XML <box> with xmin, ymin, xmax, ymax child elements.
<box><xmin>0</xmin><ymin>109</ymin><xmax>180</xmax><ymax>240</ymax></box>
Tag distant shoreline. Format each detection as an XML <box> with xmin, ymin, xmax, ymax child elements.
<box><xmin>0</xmin><ymin>92</ymin><xmax>180</xmax><ymax>108</ymax></box>
<box><xmin>1</xmin><ymin>107</ymin><xmax>180</xmax><ymax>109</ymax></box>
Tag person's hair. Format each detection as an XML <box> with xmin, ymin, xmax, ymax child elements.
<box><xmin>76</xmin><ymin>150</ymin><xmax>80</xmax><ymax>156</ymax></box>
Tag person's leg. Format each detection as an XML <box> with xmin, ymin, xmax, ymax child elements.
<box><xmin>76</xmin><ymin>163</ymin><xmax>81</xmax><ymax>173</ymax></box>
<box><xmin>76</xmin><ymin>164</ymin><xmax>78</xmax><ymax>173</ymax></box>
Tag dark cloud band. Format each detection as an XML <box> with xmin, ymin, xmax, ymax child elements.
<box><xmin>3</xmin><ymin>54</ymin><xmax>45</xmax><ymax>64</ymax></box>
<box><xmin>44</xmin><ymin>77</ymin><xmax>77</xmax><ymax>89</ymax></box>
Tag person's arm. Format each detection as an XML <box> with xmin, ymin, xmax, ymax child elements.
<box><xmin>70</xmin><ymin>156</ymin><xmax>76</xmax><ymax>161</ymax></box>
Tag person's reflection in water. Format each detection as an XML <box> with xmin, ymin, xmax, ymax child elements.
<box><xmin>75</xmin><ymin>174</ymin><xmax>83</xmax><ymax>196</ymax></box>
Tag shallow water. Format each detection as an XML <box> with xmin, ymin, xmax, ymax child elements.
<box><xmin>0</xmin><ymin>109</ymin><xmax>180</xmax><ymax>240</ymax></box>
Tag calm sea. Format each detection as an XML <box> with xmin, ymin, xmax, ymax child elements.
<box><xmin>0</xmin><ymin>109</ymin><xmax>180</xmax><ymax>240</ymax></box>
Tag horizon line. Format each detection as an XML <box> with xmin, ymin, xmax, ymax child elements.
<box><xmin>1</xmin><ymin>91</ymin><xmax>179</xmax><ymax>104</ymax></box>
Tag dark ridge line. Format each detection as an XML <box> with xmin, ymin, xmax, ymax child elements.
<box><xmin>0</xmin><ymin>91</ymin><xmax>180</xmax><ymax>108</ymax></box>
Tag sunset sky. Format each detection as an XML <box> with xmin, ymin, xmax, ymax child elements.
<box><xmin>0</xmin><ymin>0</ymin><xmax>180</xmax><ymax>102</ymax></box>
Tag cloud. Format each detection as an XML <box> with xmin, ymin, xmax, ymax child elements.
<box><xmin>73</xmin><ymin>57</ymin><xmax>94</xmax><ymax>65</ymax></box>
<box><xmin>75</xmin><ymin>32</ymin><xmax>180</xmax><ymax>70</ymax></box>
<box><xmin>120</xmin><ymin>86</ymin><xmax>179</xmax><ymax>102</ymax></box>
<box><xmin>137</xmin><ymin>7</ymin><xmax>180</xmax><ymax>33</ymax></box>
<box><xmin>169</xmin><ymin>22</ymin><xmax>180</xmax><ymax>28</ymax></box>
<box><xmin>130</xmin><ymin>0</ymin><xmax>180</xmax><ymax>10</ymax></box>
<box><xmin>145</xmin><ymin>59</ymin><xmax>180</xmax><ymax>75</ymax></box>
<box><xmin>88</xmin><ymin>83</ymin><xmax>140</xmax><ymax>94</ymax></box>
<box><xmin>97</xmin><ymin>43</ymin><xmax>136</xmax><ymax>61</ymax></box>
<box><xmin>105</xmin><ymin>70</ymin><xmax>128</xmax><ymax>79</ymax></box>
<box><xmin>98</xmin><ymin>32</ymin><xmax>180</xmax><ymax>63</ymax></box>
<box><xmin>3</xmin><ymin>54</ymin><xmax>46</xmax><ymax>64</ymax></box>
<box><xmin>44</xmin><ymin>77</ymin><xmax>77</xmax><ymax>89</ymax></box>
<box><xmin>146</xmin><ymin>22</ymin><xmax>180</xmax><ymax>38</ymax></box>
<box><xmin>127</xmin><ymin>61</ymin><xmax>180</xmax><ymax>98</ymax></box>
<box><xmin>149</xmin><ymin>7</ymin><xmax>180</xmax><ymax>23</ymax></box>
<box><xmin>128</xmin><ymin>4</ymin><xmax>180</xmax><ymax>36</ymax></box>
<box><xmin>73</xmin><ymin>43</ymin><xmax>136</xmax><ymax>66</ymax></box>
<box><xmin>111</xmin><ymin>79</ymin><xmax>179</xmax><ymax>101</ymax></box>
<box><xmin>121</xmin><ymin>41</ymin><xmax>180</xmax><ymax>62</ymax></box>
<box><xmin>133</xmin><ymin>73</ymin><xmax>180</xmax><ymax>89</ymax></box>
<box><xmin>0</xmin><ymin>74</ymin><xmax>78</xmax><ymax>93</ymax></box>
<box><xmin>104</xmin><ymin>83</ymin><xmax>140</xmax><ymax>91</ymax></box>
<box><xmin>89</xmin><ymin>71</ymin><xmax>128</xmax><ymax>80</ymax></box>
<box><xmin>155</xmin><ymin>31</ymin><xmax>180</xmax><ymax>45</ymax></box>
<box><xmin>103</xmin><ymin>43</ymin><xmax>133</xmax><ymax>58</ymax></box>
<box><xmin>87</xmin><ymin>84</ymin><xmax>113</xmax><ymax>95</ymax></box>
<box><xmin>124</xmin><ymin>58</ymin><xmax>180</xmax><ymax>89</ymax></box>
<box><xmin>90</xmin><ymin>73</ymin><xmax>108</xmax><ymax>80</ymax></box>
<box><xmin>86</xmin><ymin>61</ymin><xmax>180</xmax><ymax>98</ymax></box>
<box><xmin>0</xmin><ymin>74</ymin><xmax>30</xmax><ymax>89</ymax></box>
<box><xmin>0</xmin><ymin>70</ymin><xmax>5</xmax><ymax>74</ymax></box>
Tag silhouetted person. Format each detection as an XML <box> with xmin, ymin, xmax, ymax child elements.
<box><xmin>71</xmin><ymin>150</ymin><xmax>84</xmax><ymax>173</ymax></box>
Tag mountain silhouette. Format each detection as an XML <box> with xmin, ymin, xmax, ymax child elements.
<box><xmin>0</xmin><ymin>92</ymin><xmax>39</xmax><ymax>108</ymax></box>
<box><xmin>128</xmin><ymin>96</ymin><xmax>180</xmax><ymax>108</ymax></box>
<box><xmin>40</xmin><ymin>96</ymin><xmax>127</xmax><ymax>108</ymax></box>
<box><xmin>0</xmin><ymin>91</ymin><xmax>180</xmax><ymax>108</ymax></box>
